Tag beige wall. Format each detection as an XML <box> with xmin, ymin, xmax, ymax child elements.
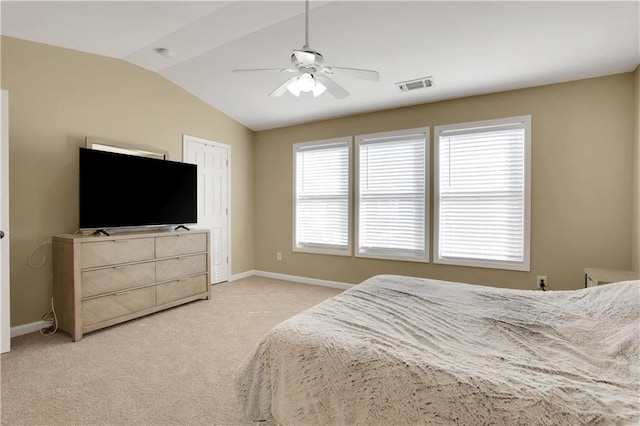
<box><xmin>633</xmin><ymin>65</ymin><xmax>639</xmax><ymax>271</ymax></box>
<box><xmin>255</xmin><ymin>73</ymin><xmax>636</xmax><ymax>290</ymax></box>
<box><xmin>1</xmin><ymin>37</ymin><xmax>255</xmax><ymax>326</ymax></box>
<box><xmin>1</xmin><ymin>35</ymin><xmax>636</xmax><ymax>326</ymax></box>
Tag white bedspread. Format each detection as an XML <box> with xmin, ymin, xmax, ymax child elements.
<box><xmin>235</xmin><ymin>275</ymin><xmax>640</xmax><ymax>425</ymax></box>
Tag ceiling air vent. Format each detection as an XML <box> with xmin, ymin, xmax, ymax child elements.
<box><xmin>396</xmin><ymin>76</ymin><xmax>434</xmax><ymax>92</ymax></box>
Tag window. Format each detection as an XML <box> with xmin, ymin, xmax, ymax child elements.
<box><xmin>293</xmin><ymin>138</ymin><xmax>351</xmax><ymax>255</ymax></box>
<box><xmin>356</xmin><ymin>128</ymin><xmax>429</xmax><ymax>262</ymax></box>
<box><xmin>434</xmin><ymin>116</ymin><xmax>531</xmax><ymax>271</ymax></box>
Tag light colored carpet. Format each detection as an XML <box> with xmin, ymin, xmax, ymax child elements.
<box><xmin>0</xmin><ymin>276</ymin><xmax>343</xmax><ymax>425</ymax></box>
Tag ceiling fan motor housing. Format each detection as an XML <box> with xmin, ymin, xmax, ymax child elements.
<box><xmin>292</xmin><ymin>48</ymin><xmax>323</xmax><ymax>69</ymax></box>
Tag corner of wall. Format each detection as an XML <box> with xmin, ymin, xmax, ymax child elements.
<box><xmin>633</xmin><ymin>65</ymin><xmax>640</xmax><ymax>271</ymax></box>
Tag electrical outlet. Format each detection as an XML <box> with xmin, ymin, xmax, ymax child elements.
<box><xmin>276</xmin><ymin>252</ymin><xmax>282</xmax><ymax>261</ymax></box>
<box><xmin>537</xmin><ymin>276</ymin><xmax>548</xmax><ymax>290</ymax></box>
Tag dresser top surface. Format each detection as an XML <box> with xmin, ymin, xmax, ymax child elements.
<box><xmin>584</xmin><ymin>268</ymin><xmax>640</xmax><ymax>282</ymax></box>
<box><xmin>54</xmin><ymin>228</ymin><xmax>208</xmax><ymax>242</ymax></box>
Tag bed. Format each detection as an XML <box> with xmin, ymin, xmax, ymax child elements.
<box><xmin>234</xmin><ymin>275</ymin><xmax>639</xmax><ymax>425</ymax></box>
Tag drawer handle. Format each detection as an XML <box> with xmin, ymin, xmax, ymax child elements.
<box><xmin>114</xmin><ymin>290</ymin><xmax>132</xmax><ymax>296</ymax></box>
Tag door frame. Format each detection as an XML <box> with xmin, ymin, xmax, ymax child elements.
<box><xmin>182</xmin><ymin>134</ymin><xmax>231</xmax><ymax>283</ymax></box>
<box><xmin>1</xmin><ymin>90</ymin><xmax>10</xmax><ymax>353</ymax></box>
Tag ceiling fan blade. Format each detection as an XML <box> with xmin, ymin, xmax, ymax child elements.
<box><xmin>268</xmin><ymin>76</ymin><xmax>299</xmax><ymax>97</ymax></box>
<box><xmin>233</xmin><ymin>68</ymin><xmax>297</xmax><ymax>73</ymax></box>
<box><xmin>324</xmin><ymin>66</ymin><xmax>380</xmax><ymax>82</ymax></box>
<box><xmin>316</xmin><ymin>75</ymin><xmax>349</xmax><ymax>99</ymax></box>
<box><xmin>292</xmin><ymin>49</ymin><xmax>316</xmax><ymax>65</ymax></box>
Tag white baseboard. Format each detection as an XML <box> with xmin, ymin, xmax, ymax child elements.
<box><xmin>11</xmin><ymin>320</ymin><xmax>50</xmax><ymax>338</ymax></box>
<box><xmin>253</xmin><ymin>270</ymin><xmax>354</xmax><ymax>290</ymax></box>
<box><xmin>229</xmin><ymin>270</ymin><xmax>257</xmax><ymax>282</ymax></box>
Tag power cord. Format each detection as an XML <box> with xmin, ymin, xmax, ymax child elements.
<box><xmin>27</xmin><ymin>239</ymin><xmax>52</xmax><ymax>268</ymax></box>
<box><xmin>27</xmin><ymin>239</ymin><xmax>58</xmax><ymax>335</ymax></box>
<box><xmin>540</xmin><ymin>278</ymin><xmax>547</xmax><ymax>292</ymax></box>
<box><xmin>39</xmin><ymin>297</ymin><xmax>58</xmax><ymax>336</ymax></box>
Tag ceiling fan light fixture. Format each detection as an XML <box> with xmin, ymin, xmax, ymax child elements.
<box><xmin>312</xmin><ymin>81</ymin><xmax>327</xmax><ymax>97</ymax></box>
<box><xmin>286</xmin><ymin>79</ymin><xmax>302</xmax><ymax>97</ymax></box>
<box><xmin>287</xmin><ymin>73</ymin><xmax>326</xmax><ymax>97</ymax></box>
<box><xmin>298</xmin><ymin>72</ymin><xmax>316</xmax><ymax>92</ymax></box>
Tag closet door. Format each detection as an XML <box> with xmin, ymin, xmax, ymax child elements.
<box><xmin>183</xmin><ymin>135</ymin><xmax>230</xmax><ymax>284</ymax></box>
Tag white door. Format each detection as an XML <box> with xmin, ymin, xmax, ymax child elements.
<box><xmin>1</xmin><ymin>90</ymin><xmax>10</xmax><ymax>353</ymax></box>
<box><xmin>183</xmin><ymin>135</ymin><xmax>230</xmax><ymax>284</ymax></box>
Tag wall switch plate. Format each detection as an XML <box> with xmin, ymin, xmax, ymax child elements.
<box><xmin>276</xmin><ymin>252</ymin><xmax>282</xmax><ymax>261</ymax></box>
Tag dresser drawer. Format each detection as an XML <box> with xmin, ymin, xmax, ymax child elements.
<box><xmin>81</xmin><ymin>238</ymin><xmax>155</xmax><ymax>268</ymax></box>
<box><xmin>82</xmin><ymin>286</ymin><xmax>156</xmax><ymax>326</ymax></box>
<box><xmin>156</xmin><ymin>233</ymin><xmax>207</xmax><ymax>258</ymax></box>
<box><xmin>156</xmin><ymin>254</ymin><xmax>207</xmax><ymax>282</ymax></box>
<box><xmin>82</xmin><ymin>262</ymin><xmax>155</xmax><ymax>298</ymax></box>
<box><xmin>156</xmin><ymin>275</ymin><xmax>207</xmax><ymax>306</ymax></box>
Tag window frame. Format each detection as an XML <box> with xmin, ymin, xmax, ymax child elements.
<box><xmin>355</xmin><ymin>127</ymin><xmax>430</xmax><ymax>263</ymax></box>
<box><xmin>433</xmin><ymin>116</ymin><xmax>531</xmax><ymax>271</ymax></box>
<box><xmin>292</xmin><ymin>137</ymin><xmax>352</xmax><ymax>256</ymax></box>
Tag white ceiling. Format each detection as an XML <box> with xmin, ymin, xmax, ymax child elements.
<box><xmin>2</xmin><ymin>1</ymin><xmax>639</xmax><ymax>131</ymax></box>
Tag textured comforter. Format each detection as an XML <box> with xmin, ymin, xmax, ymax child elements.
<box><xmin>235</xmin><ymin>275</ymin><xmax>640</xmax><ymax>425</ymax></box>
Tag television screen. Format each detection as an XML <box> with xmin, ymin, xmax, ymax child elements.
<box><xmin>79</xmin><ymin>148</ymin><xmax>197</xmax><ymax>229</ymax></box>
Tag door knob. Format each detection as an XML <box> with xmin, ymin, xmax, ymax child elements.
<box><xmin>0</xmin><ymin>231</ymin><xmax>4</xmax><ymax>239</ymax></box>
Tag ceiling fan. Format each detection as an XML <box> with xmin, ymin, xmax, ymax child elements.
<box><xmin>233</xmin><ymin>0</ymin><xmax>379</xmax><ymax>99</ymax></box>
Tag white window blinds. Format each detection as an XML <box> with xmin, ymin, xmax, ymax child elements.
<box><xmin>356</xmin><ymin>128</ymin><xmax>429</xmax><ymax>261</ymax></box>
<box><xmin>434</xmin><ymin>116</ymin><xmax>531</xmax><ymax>271</ymax></box>
<box><xmin>294</xmin><ymin>138</ymin><xmax>351</xmax><ymax>255</ymax></box>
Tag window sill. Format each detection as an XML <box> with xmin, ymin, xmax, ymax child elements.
<box><xmin>293</xmin><ymin>246</ymin><xmax>352</xmax><ymax>257</ymax></box>
<box><xmin>355</xmin><ymin>252</ymin><xmax>428</xmax><ymax>263</ymax></box>
<box><xmin>434</xmin><ymin>256</ymin><xmax>530</xmax><ymax>272</ymax></box>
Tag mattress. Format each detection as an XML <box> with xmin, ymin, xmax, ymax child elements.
<box><xmin>235</xmin><ymin>275</ymin><xmax>640</xmax><ymax>425</ymax></box>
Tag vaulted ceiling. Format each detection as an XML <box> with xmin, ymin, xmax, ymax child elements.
<box><xmin>2</xmin><ymin>1</ymin><xmax>639</xmax><ymax>131</ymax></box>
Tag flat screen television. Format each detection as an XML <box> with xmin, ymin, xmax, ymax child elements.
<box><xmin>79</xmin><ymin>147</ymin><xmax>197</xmax><ymax>230</ymax></box>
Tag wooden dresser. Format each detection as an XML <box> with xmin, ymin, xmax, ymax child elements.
<box><xmin>53</xmin><ymin>229</ymin><xmax>210</xmax><ymax>341</ymax></box>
